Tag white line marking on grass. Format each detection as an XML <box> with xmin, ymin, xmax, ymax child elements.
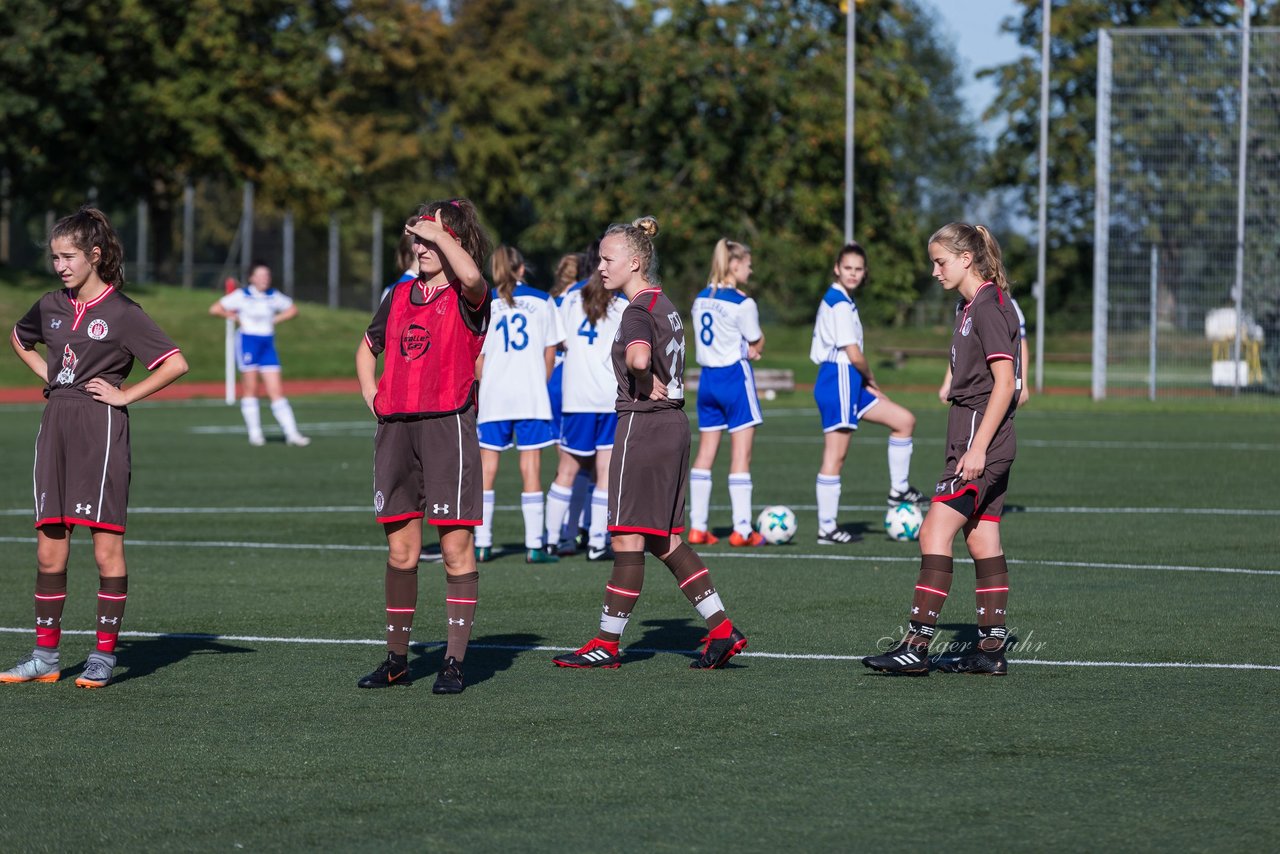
<box><xmin>0</xmin><ymin>536</ymin><xmax>1274</xmax><ymax>577</ymax></box>
<box><xmin>1</xmin><ymin>627</ymin><xmax>1275</xmax><ymax>671</ymax></box>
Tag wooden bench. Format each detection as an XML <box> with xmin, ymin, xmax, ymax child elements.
<box><xmin>685</xmin><ymin>367</ymin><xmax>794</xmax><ymax>393</ymax></box>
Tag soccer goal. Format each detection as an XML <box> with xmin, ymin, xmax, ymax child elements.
<box><xmin>1093</xmin><ymin>27</ymin><xmax>1280</xmax><ymax>399</ymax></box>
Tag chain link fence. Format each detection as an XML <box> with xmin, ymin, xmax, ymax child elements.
<box><xmin>1094</xmin><ymin>27</ymin><xmax>1280</xmax><ymax>399</ymax></box>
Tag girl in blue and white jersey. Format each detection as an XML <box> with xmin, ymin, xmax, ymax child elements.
<box><xmin>209</xmin><ymin>261</ymin><xmax>309</xmax><ymax>447</ymax></box>
<box><xmin>474</xmin><ymin>245</ymin><xmax>566</xmax><ymax>563</ymax></box>
<box><xmin>687</xmin><ymin>239</ymin><xmax>766</xmax><ymax>547</ymax></box>
<box><xmin>811</xmin><ymin>242</ymin><xmax>922</xmax><ymax>545</ymax></box>
<box><xmin>543</xmin><ymin>268</ymin><xmax>626</xmax><ymax>560</ymax></box>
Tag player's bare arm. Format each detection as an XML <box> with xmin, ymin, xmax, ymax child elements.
<box><xmin>405</xmin><ymin>216</ymin><xmax>485</xmax><ymax>300</ymax></box>
<box><xmin>11</xmin><ymin>335</ymin><xmax>48</xmax><ymax>383</ymax></box>
<box><xmin>955</xmin><ymin>359</ymin><xmax>1015</xmax><ymax>481</ymax></box>
<box><xmin>208</xmin><ymin>301</ymin><xmax>236</xmax><ymax>319</ymax></box>
<box><xmin>86</xmin><ymin>353</ymin><xmax>189</xmax><ymax>408</ymax></box>
<box><xmin>355</xmin><ymin>339</ymin><xmax>379</xmax><ymax>413</ymax></box>
<box><xmin>275</xmin><ymin>304</ymin><xmax>299</xmax><ymax>324</ymax></box>
<box><xmin>843</xmin><ymin>342</ymin><xmax>879</xmax><ymax>392</ymax></box>
<box><xmin>626</xmin><ymin>340</ymin><xmax>667</xmax><ymax>401</ymax></box>
<box><xmin>747</xmin><ymin>333</ymin><xmax>765</xmax><ymax>361</ymax></box>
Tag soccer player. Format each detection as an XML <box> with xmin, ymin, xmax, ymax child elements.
<box><xmin>862</xmin><ymin>222</ymin><xmax>1022</xmax><ymax>676</ymax></box>
<box><xmin>474</xmin><ymin>245</ymin><xmax>566</xmax><ymax>564</ymax></box>
<box><xmin>354</xmin><ymin>198</ymin><xmax>493</xmax><ymax>694</ymax></box>
<box><xmin>810</xmin><ymin>242</ymin><xmax>924</xmax><ymax>545</ymax></box>
<box><xmin>380</xmin><ymin>233</ymin><xmax>419</xmax><ymax>304</ymax></box>
<box><xmin>687</xmin><ymin>238</ymin><xmax>766</xmax><ymax>547</ymax></box>
<box><xmin>2</xmin><ymin>207</ymin><xmax>189</xmax><ymax>689</ymax></box>
<box><xmin>209</xmin><ymin>261</ymin><xmax>310</xmax><ymax>447</ymax></box>
<box><xmin>553</xmin><ymin>216</ymin><xmax>747</xmax><ymax>671</ymax></box>
<box><xmin>543</xmin><ymin>263</ymin><xmax>626</xmax><ymax>561</ymax></box>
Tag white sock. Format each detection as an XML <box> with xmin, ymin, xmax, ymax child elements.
<box><xmin>589</xmin><ymin>488</ymin><xmax>609</xmax><ymax>549</ymax></box>
<box><xmin>270</xmin><ymin>397</ymin><xmax>303</xmax><ymax>440</ymax></box>
<box><xmin>564</xmin><ymin>471</ymin><xmax>593</xmax><ymax>542</ymax></box>
<box><xmin>476</xmin><ymin>490</ymin><xmax>495</xmax><ymax>548</ymax></box>
<box><xmin>240</xmin><ymin>397</ymin><xmax>263</xmax><ymax>442</ymax></box>
<box><xmin>545</xmin><ymin>482</ymin><xmax>573</xmax><ymax>548</ymax></box>
<box><xmin>727</xmin><ymin>473</ymin><xmax>753</xmax><ymax>537</ymax></box>
<box><xmin>816</xmin><ymin>474</ymin><xmax>841</xmax><ymax>534</ymax></box>
<box><xmin>888</xmin><ymin>436</ymin><xmax>914</xmax><ymax>493</ymax></box>
<box><xmin>521</xmin><ymin>491</ymin><xmax>545</xmax><ymax>550</ymax></box>
<box><xmin>689</xmin><ymin>468</ymin><xmax>713</xmax><ymax>531</ymax></box>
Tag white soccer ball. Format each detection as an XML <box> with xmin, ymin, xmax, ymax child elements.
<box><xmin>884</xmin><ymin>502</ymin><xmax>924</xmax><ymax>542</ymax></box>
<box><xmin>755</xmin><ymin>505</ymin><xmax>797</xmax><ymax>545</ymax></box>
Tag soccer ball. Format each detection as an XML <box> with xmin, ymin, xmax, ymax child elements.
<box><xmin>884</xmin><ymin>502</ymin><xmax>924</xmax><ymax>542</ymax></box>
<box><xmin>755</xmin><ymin>505</ymin><xmax>797</xmax><ymax>545</ymax></box>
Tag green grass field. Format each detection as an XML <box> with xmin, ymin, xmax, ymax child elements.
<box><xmin>0</xmin><ymin>390</ymin><xmax>1277</xmax><ymax>851</ymax></box>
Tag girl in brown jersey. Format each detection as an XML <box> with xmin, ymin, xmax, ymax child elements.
<box><xmin>863</xmin><ymin>222</ymin><xmax>1021</xmax><ymax>677</ymax></box>
<box><xmin>3</xmin><ymin>207</ymin><xmax>189</xmax><ymax>689</ymax></box>
<box><xmin>553</xmin><ymin>216</ymin><xmax>748</xmax><ymax>671</ymax></box>
<box><xmin>354</xmin><ymin>198</ymin><xmax>493</xmax><ymax>695</ymax></box>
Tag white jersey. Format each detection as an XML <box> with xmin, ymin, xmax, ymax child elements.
<box><xmin>559</xmin><ymin>288</ymin><xmax>626</xmax><ymax>413</ymax></box>
<box><xmin>219</xmin><ymin>286</ymin><xmax>293</xmax><ymax>337</ymax></box>
<box><xmin>691</xmin><ymin>285</ymin><xmax>763</xmax><ymax>368</ymax></box>
<box><xmin>809</xmin><ymin>283</ymin><xmax>863</xmax><ymax>365</ymax></box>
<box><xmin>478</xmin><ymin>283</ymin><xmax>566</xmax><ymax>423</ymax></box>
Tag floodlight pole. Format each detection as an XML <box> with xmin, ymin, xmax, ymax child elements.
<box><xmin>844</xmin><ymin>0</ymin><xmax>855</xmax><ymax>243</ymax></box>
<box><xmin>1034</xmin><ymin>0</ymin><xmax>1050</xmax><ymax>394</ymax></box>
<box><xmin>1232</xmin><ymin>1</ymin><xmax>1251</xmax><ymax>395</ymax></box>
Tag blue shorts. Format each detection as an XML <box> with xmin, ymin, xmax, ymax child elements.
<box><xmin>547</xmin><ymin>363</ymin><xmax>564</xmax><ymax>437</ymax></box>
<box><xmin>814</xmin><ymin>362</ymin><xmax>879</xmax><ymax>432</ymax></box>
<box><xmin>236</xmin><ymin>333</ymin><xmax>280</xmax><ymax>372</ymax></box>
<box><xmin>560</xmin><ymin>412</ymin><xmax>617</xmax><ymax>456</ymax></box>
<box><xmin>478</xmin><ymin>419</ymin><xmax>556</xmax><ymax>451</ymax></box>
<box><xmin>696</xmin><ymin>362</ymin><xmax>763</xmax><ymax>433</ymax></box>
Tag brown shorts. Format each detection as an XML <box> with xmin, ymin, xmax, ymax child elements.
<box><xmin>608</xmin><ymin>409</ymin><xmax>690</xmax><ymax>537</ymax></box>
<box><xmin>932</xmin><ymin>405</ymin><xmax>1016</xmax><ymax>521</ymax></box>
<box><xmin>34</xmin><ymin>395</ymin><xmax>131</xmax><ymax>533</ymax></box>
<box><xmin>373</xmin><ymin>409</ymin><xmax>482</xmax><ymax>526</ymax></box>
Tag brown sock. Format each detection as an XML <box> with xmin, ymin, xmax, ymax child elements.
<box><xmin>95</xmin><ymin>575</ymin><xmax>128</xmax><ymax>653</ymax></box>
<box><xmin>974</xmin><ymin>555</ymin><xmax>1009</xmax><ymax>651</ymax></box>
<box><xmin>663</xmin><ymin>543</ymin><xmax>728</xmax><ymax>634</ymax></box>
<box><xmin>385</xmin><ymin>563</ymin><xmax>418</xmax><ymax>656</ymax></box>
<box><xmin>598</xmin><ymin>552</ymin><xmax>645</xmax><ymax>643</ymax></box>
<box><xmin>906</xmin><ymin>555</ymin><xmax>953</xmax><ymax>647</ymax></box>
<box><xmin>34</xmin><ymin>570</ymin><xmax>68</xmax><ymax>649</ymax></box>
<box><xmin>445</xmin><ymin>571</ymin><xmax>478</xmax><ymax>661</ymax></box>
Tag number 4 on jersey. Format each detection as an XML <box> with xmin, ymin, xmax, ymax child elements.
<box><xmin>577</xmin><ymin>317</ymin><xmax>598</xmax><ymax>345</ymax></box>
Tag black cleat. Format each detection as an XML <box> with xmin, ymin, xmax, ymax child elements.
<box><xmin>357</xmin><ymin>652</ymin><xmax>411</xmax><ymax>688</ymax></box>
<box><xmin>887</xmin><ymin>485</ymin><xmax>927</xmax><ymax>506</ymax></box>
<box><xmin>553</xmin><ymin>638</ymin><xmax>622</xmax><ymax>669</ymax></box>
<box><xmin>862</xmin><ymin>642</ymin><xmax>931</xmax><ymax>675</ymax></box>
<box><xmin>935</xmin><ymin>647</ymin><xmax>1008</xmax><ymax>676</ymax></box>
<box><xmin>690</xmin><ymin>626</ymin><xmax>748</xmax><ymax>669</ymax></box>
<box><xmin>432</xmin><ymin>656</ymin><xmax>465</xmax><ymax>693</ymax></box>
<box><xmin>817</xmin><ymin>527</ymin><xmax>858</xmax><ymax>545</ymax></box>
<box><xmin>586</xmin><ymin>545</ymin><xmax>615</xmax><ymax>562</ymax></box>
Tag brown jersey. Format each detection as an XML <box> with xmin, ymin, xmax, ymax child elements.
<box><xmin>612</xmin><ymin>287</ymin><xmax>687</xmax><ymax>413</ymax></box>
<box><xmin>947</xmin><ymin>282</ymin><xmax>1021</xmax><ymax>415</ymax></box>
<box><xmin>11</xmin><ymin>286</ymin><xmax>181</xmax><ymax>401</ymax></box>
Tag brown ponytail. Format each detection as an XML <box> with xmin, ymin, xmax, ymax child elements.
<box><xmin>415</xmin><ymin>197</ymin><xmax>493</xmax><ymax>275</ymax></box>
<box><xmin>928</xmin><ymin>222</ymin><xmax>1009</xmax><ymax>293</ymax></box>
<box><xmin>490</xmin><ymin>244</ymin><xmax>523</xmax><ymax>306</ymax></box>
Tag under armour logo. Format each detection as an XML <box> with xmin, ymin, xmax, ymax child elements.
<box><xmin>99</xmin><ymin>616</ymin><xmax>119</xmax><ymax>625</ymax></box>
<box><xmin>36</xmin><ymin>617</ymin><xmax>54</xmax><ymax>626</ymax></box>
<box><xmin>75</xmin><ymin>503</ymin><xmax>92</xmax><ymax>514</ymax></box>
<box><xmin>432</xmin><ymin>503</ymin><xmax>450</xmax><ymax>515</ymax></box>
<box><xmin>386</xmin><ymin>624</ymin><xmax>396</xmax><ymax>633</ymax></box>
<box><xmin>911</xmin><ymin>606</ymin><xmax>919</xmax><ymax>615</ymax></box>
<box><xmin>977</xmin><ymin>606</ymin><xmax>986</xmax><ymax>615</ymax></box>
<box><xmin>50</xmin><ymin>319</ymin><xmax>62</xmax><ymax>329</ymax></box>
<box><xmin>448</xmin><ymin>618</ymin><xmax>466</xmax><ymax>626</ymax></box>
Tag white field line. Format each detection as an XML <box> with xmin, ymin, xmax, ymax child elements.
<box><xmin>0</xmin><ymin>535</ymin><xmax>1274</xmax><ymax>577</ymax></box>
<box><xmin>3</xmin><ymin>503</ymin><xmax>1278</xmax><ymax>518</ymax></box>
<box><xmin>0</xmin><ymin>626</ymin><xmax>1275</xmax><ymax>671</ymax></box>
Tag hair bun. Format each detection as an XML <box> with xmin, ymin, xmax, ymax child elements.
<box><xmin>632</xmin><ymin>215</ymin><xmax>659</xmax><ymax>239</ymax></box>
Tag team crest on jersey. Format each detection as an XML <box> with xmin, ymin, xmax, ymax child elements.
<box><xmin>87</xmin><ymin>319</ymin><xmax>109</xmax><ymax>340</ymax></box>
<box><xmin>56</xmin><ymin>344</ymin><xmax>77</xmax><ymax>385</ymax></box>
<box><xmin>400</xmin><ymin>324</ymin><xmax>431</xmax><ymax>361</ymax></box>
<box><xmin>374</xmin><ymin>490</ymin><xmax>385</xmax><ymax>513</ymax></box>
<box><xmin>961</xmin><ymin>317</ymin><xmax>973</xmax><ymax>337</ymax></box>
